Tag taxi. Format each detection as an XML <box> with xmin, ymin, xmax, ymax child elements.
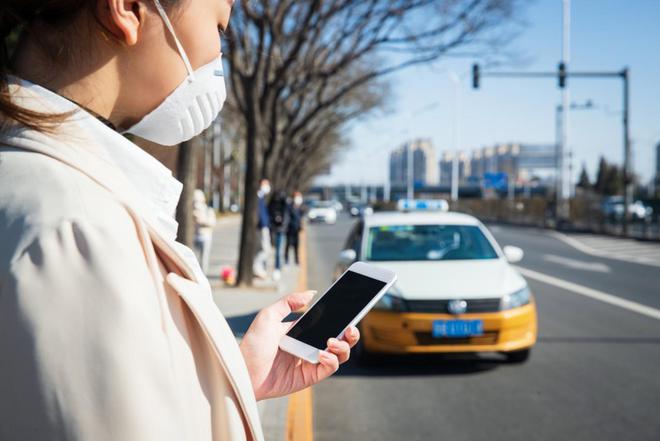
<box><xmin>335</xmin><ymin>200</ymin><xmax>537</xmax><ymax>363</ymax></box>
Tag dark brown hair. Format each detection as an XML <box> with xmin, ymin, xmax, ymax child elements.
<box><xmin>0</xmin><ymin>0</ymin><xmax>178</xmax><ymax>133</ymax></box>
<box><xmin>0</xmin><ymin>1</ymin><xmax>93</xmax><ymax>132</ymax></box>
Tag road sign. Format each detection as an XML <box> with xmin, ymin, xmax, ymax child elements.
<box><xmin>484</xmin><ymin>172</ymin><xmax>508</xmax><ymax>191</ymax></box>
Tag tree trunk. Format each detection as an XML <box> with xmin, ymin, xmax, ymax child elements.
<box><xmin>218</xmin><ymin>140</ymin><xmax>225</xmax><ymax>213</ymax></box>
<box><xmin>236</xmin><ymin>119</ymin><xmax>260</xmax><ymax>286</ymax></box>
<box><xmin>176</xmin><ymin>140</ymin><xmax>198</xmax><ymax>247</ymax></box>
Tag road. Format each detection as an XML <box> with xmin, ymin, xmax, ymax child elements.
<box><xmin>306</xmin><ymin>215</ymin><xmax>660</xmax><ymax>441</ymax></box>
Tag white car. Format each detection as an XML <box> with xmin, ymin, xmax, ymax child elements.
<box><xmin>335</xmin><ymin>201</ymin><xmax>537</xmax><ymax>363</ymax></box>
<box><xmin>307</xmin><ymin>201</ymin><xmax>337</xmax><ymax>224</ymax></box>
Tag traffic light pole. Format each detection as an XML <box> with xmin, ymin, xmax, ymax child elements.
<box><xmin>472</xmin><ymin>65</ymin><xmax>631</xmax><ymax>234</ymax></box>
<box><xmin>556</xmin><ymin>100</ymin><xmax>594</xmax><ymax>200</ymax></box>
<box><xmin>560</xmin><ymin>0</ymin><xmax>571</xmax><ymax>223</ymax></box>
<box><xmin>622</xmin><ymin>68</ymin><xmax>631</xmax><ymax>236</ymax></box>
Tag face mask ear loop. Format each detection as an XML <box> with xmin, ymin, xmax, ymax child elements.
<box><xmin>153</xmin><ymin>0</ymin><xmax>196</xmax><ymax>81</ymax></box>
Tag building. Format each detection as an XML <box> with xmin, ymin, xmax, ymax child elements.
<box><xmin>465</xmin><ymin>143</ymin><xmax>558</xmax><ymax>185</ymax></box>
<box><xmin>389</xmin><ymin>139</ymin><xmax>438</xmax><ymax>187</ymax></box>
<box><xmin>438</xmin><ymin>151</ymin><xmax>470</xmax><ymax>186</ymax></box>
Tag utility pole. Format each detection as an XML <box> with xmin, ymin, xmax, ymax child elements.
<box><xmin>622</xmin><ymin>68</ymin><xmax>631</xmax><ymax>236</ymax></box>
<box><xmin>384</xmin><ymin>175</ymin><xmax>391</xmax><ymax>202</ymax></box>
<box><xmin>558</xmin><ymin>0</ymin><xmax>571</xmax><ymax>222</ymax></box>
<box><xmin>555</xmin><ymin>100</ymin><xmax>594</xmax><ymax>198</ymax></box>
<box><xmin>406</xmin><ymin>141</ymin><xmax>414</xmax><ymax>199</ymax></box>
<box><xmin>448</xmin><ymin>72</ymin><xmax>462</xmax><ymax>203</ymax></box>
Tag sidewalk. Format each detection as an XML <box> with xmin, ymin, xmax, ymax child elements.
<box><xmin>205</xmin><ymin>214</ymin><xmax>302</xmax><ymax>441</ymax></box>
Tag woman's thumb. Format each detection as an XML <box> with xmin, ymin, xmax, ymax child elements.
<box><xmin>288</xmin><ymin>290</ymin><xmax>317</xmax><ymax>313</ymax></box>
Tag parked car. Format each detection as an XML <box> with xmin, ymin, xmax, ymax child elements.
<box><xmin>307</xmin><ymin>200</ymin><xmax>337</xmax><ymax>224</ymax></box>
<box><xmin>349</xmin><ymin>203</ymin><xmax>373</xmax><ymax>218</ymax></box>
<box><xmin>602</xmin><ymin>196</ymin><xmax>652</xmax><ymax>221</ymax></box>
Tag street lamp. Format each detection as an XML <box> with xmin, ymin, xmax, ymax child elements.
<box><xmin>447</xmin><ymin>71</ymin><xmax>464</xmax><ymax>203</ymax></box>
<box><xmin>555</xmin><ymin>100</ymin><xmax>594</xmax><ymax>200</ymax></box>
<box><xmin>558</xmin><ymin>0</ymin><xmax>571</xmax><ymax>221</ymax></box>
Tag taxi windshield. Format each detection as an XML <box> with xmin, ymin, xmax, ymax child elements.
<box><xmin>365</xmin><ymin>224</ymin><xmax>498</xmax><ymax>261</ymax></box>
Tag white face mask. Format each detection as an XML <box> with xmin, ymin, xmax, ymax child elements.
<box><xmin>124</xmin><ymin>0</ymin><xmax>227</xmax><ymax>146</ymax></box>
<box><xmin>260</xmin><ymin>185</ymin><xmax>271</xmax><ymax>196</ymax></box>
<box><xmin>294</xmin><ymin>196</ymin><xmax>303</xmax><ymax>206</ymax></box>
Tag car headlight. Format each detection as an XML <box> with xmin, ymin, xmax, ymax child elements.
<box><xmin>500</xmin><ymin>285</ymin><xmax>531</xmax><ymax>310</ymax></box>
<box><xmin>374</xmin><ymin>287</ymin><xmax>407</xmax><ymax>312</ymax></box>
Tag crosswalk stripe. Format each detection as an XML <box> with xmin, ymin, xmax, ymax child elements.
<box><xmin>592</xmin><ymin>244</ymin><xmax>658</xmax><ymax>252</ymax></box>
<box><xmin>624</xmin><ymin>250</ymin><xmax>660</xmax><ymax>258</ymax></box>
<box><xmin>516</xmin><ymin>266</ymin><xmax>660</xmax><ymax>321</ymax></box>
<box><xmin>551</xmin><ymin>232</ymin><xmax>660</xmax><ymax>268</ymax></box>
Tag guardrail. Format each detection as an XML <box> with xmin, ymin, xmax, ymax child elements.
<box><xmin>453</xmin><ymin>197</ymin><xmax>660</xmax><ymax>241</ymax></box>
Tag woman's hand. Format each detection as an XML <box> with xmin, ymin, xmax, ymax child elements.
<box><xmin>239</xmin><ymin>291</ymin><xmax>360</xmax><ymax>401</ymax></box>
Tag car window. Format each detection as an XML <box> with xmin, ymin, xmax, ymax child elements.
<box><xmin>365</xmin><ymin>224</ymin><xmax>498</xmax><ymax>261</ymax></box>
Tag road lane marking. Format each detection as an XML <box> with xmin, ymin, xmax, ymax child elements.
<box><xmin>550</xmin><ymin>231</ymin><xmax>660</xmax><ymax>268</ymax></box>
<box><xmin>285</xmin><ymin>229</ymin><xmax>314</xmax><ymax>441</ymax></box>
<box><xmin>516</xmin><ymin>266</ymin><xmax>660</xmax><ymax>321</ymax></box>
<box><xmin>542</xmin><ymin>254</ymin><xmax>611</xmax><ymax>273</ymax></box>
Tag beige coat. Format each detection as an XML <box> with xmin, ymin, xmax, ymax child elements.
<box><xmin>0</xmin><ymin>85</ymin><xmax>264</xmax><ymax>441</ymax></box>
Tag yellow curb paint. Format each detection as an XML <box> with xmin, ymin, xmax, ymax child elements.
<box><xmin>286</xmin><ymin>387</ymin><xmax>314</xmax><ymax>441</ymax></box>
<box><xmin>285</xmin><ymin>229</ymin><xmax>314</xmax><ymax>441</ymax></box>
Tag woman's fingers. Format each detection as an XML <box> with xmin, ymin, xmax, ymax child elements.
<box><xmin>316</xmin><ymin>350</ymin><xmax>340</xmax><ymax>379</ymax></box>
<box><xmin>327</xmin><ymin>338</ymin><xmax>351</xmax><ymax>364</ymax></box>
<box><xmin>342</xmin><ymin>326</ymin><xmax>360</xmax><ymax>348</ymax></box>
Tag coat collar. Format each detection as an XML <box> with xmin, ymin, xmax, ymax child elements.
<box><xmin>7</xmin><ymin>76</ymin><xmax>184</xmax><ymax>242</ymax></box>
<box><xmin>2</xmin><ymin>81</ymin><xmax>201</xmax><ymax>283</ymax></box>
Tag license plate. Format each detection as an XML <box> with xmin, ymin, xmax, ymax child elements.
<box><xmin>432</xmin><ymin>320</ymin><xmax>484</xmax><ymax>338</ymax></box>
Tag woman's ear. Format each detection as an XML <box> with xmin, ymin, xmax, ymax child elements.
<box><xmin>99</xmin><ymin>0</ymin><xmax>146</xmax><ymax>46</ymax></box>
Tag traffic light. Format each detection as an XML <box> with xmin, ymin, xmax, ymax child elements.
<box><xmin>472</xmin><ymin>64</ymin><xmax>480</xmax><ymax>89</ymax></box>
<box><xmin>558</xmin><ymin>62</ymin><xmax>566</xmax><ymax>88</ymax></box>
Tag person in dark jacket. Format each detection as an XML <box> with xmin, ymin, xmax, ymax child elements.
<box><xmin>268</xmin><ymin>190</ymin><xmax>289</xmax><ymax>281</ymax></box>
<box><xmin>286</xmin><ymin>191</ymin><xmax>305</xmax><ymax>266</ymax></box>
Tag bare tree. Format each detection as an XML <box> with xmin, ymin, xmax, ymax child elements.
<box><xmin>225</xmin><ymin>0</ymin><xmax>527</xmax><ymax>285</ymax></box>
<box><xmin>175</xmin><ymin>139</ymin><xmax>198</xmax><ymax>246</ymax></box>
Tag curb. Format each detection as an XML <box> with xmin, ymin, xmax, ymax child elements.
<box><xmin>284</xmin><ymin>229</ymin><xmax>314</xmax><ymax>441</ymax></box>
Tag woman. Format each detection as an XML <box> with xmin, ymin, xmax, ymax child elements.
<box><xmin>268</xmin><ymin>190</ymin><xmax>289</xmax><ymax>281</ymax></box>
<box><xmin>192</xmin><ymin>189</ymin><xmax>216</xmax><ymax>274</ymax></box>
<box><xmin>0</xmin><ymin>1</ymin><xmax>359</xmax><ymax>440</ymax></box>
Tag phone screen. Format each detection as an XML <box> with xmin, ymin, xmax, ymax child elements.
<box><xmin>287</xmin><ymin>270</ymin><xmax>387</xmax><ymax>349</ymax></box>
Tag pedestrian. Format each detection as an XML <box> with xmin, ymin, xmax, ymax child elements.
<box><xmin>286</xmin><ymin>191</ymin><xmax>305</xmax><ymax>265</ymax></box>
<box><xmin>193</xmin><ymin>189</ymin><xmax>216</xmax><ymax>274</ymax></box>
<box><xmin>0</xmin><ymin>2</ymin><xmax>359</xmax><ymax>440</ymax></box>
<box><xmin>268</xmin><ymin>190</ymin><xmax>289</xmax><ymax>281</ymax></box>
<box><xmin>253</xmin><ymin>178</ymin><xmax>272</xmax><ymax>279</ymax></box>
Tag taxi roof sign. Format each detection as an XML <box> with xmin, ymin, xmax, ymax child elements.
<box><xmin>397</xmin><ymin>199</ymin><xmax>449</xmax><ymax>212</ymax></box>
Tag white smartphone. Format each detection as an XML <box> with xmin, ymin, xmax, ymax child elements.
<box><xmin>279</xmin><ymin>261</ymin><xmax>397</xmax><ymax>364</ymax></box>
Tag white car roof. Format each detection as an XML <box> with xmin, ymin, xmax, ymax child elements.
<box><xmin>363</xmin><ymin>211</ymin><xmax>482</xmax><ymax>227</ymax></box>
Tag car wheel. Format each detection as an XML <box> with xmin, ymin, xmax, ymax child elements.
<box><xmin>503</xmin><ymin>348</ymin><xmax>531</xmax><ymax>364</ymax></box>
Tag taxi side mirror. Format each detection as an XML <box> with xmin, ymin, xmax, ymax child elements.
<box><xmin>503</xmin><ymin>246</ymin><xmax>524</xmax><ymax>263</ymax></box>
<box><xmin>338</xmin><ymin>249</ymin><xmax>357</xmax><ymax>265</ymax></box>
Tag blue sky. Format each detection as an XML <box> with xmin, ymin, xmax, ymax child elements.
<box><xmin>319</xmin><ymin>0</ymin><xmax>660</xmax><ymax>186</ymax></box>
